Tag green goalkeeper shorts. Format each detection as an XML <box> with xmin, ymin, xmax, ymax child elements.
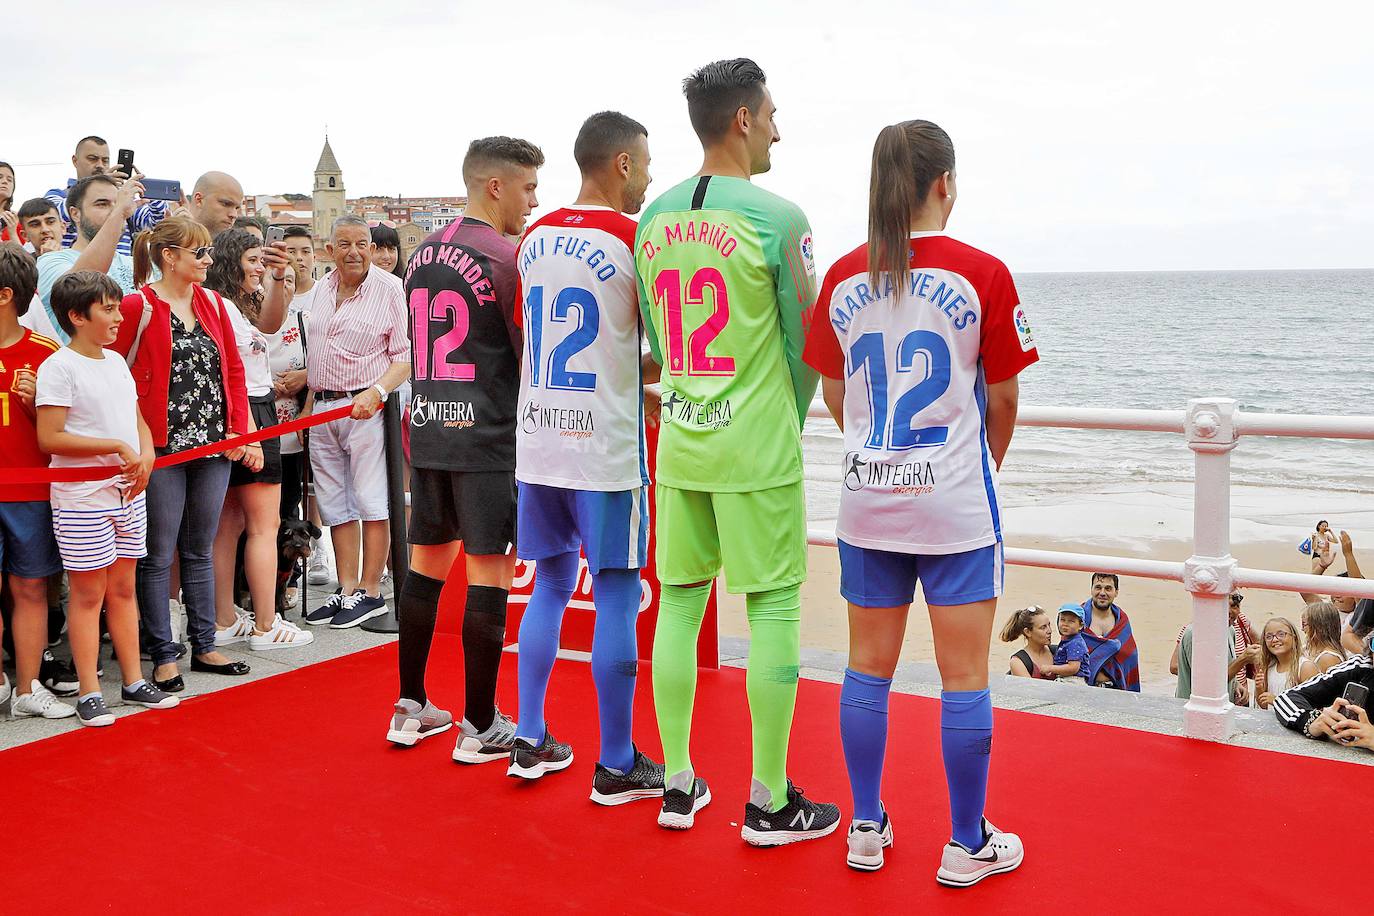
<box><xmin>654</xmin><ymin>482</ymin><xmax>807</xmax><ymax>594</ymax></box>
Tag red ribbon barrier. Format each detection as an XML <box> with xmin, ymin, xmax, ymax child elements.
<box><xmin>0</xmin><ymin>403</ymin><xmax>358</xmax><ymax>489</ymax></box>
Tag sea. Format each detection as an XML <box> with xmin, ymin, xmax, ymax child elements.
<box><xmin>802</xmin><ymin>269</ymin><xmax>1374</xmax><ymax>532</ymax></box>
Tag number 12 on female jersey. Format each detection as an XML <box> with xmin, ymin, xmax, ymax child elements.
<box><xmin>524</xmin><ymin>285</ymin><xmax>600</xmax><ymax>392</ymax></box>
<box><xmin>848</xmin><ymin>330</ymin><xmax>952</xmax><ymax>450</ymax></box>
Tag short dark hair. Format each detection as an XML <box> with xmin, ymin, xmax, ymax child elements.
<box><xmin>233</xmin><ymin>215</ymin><xmax>268</xmax><ymax>234</ymax></box>
<box><xmin>573</xmin><ymin>111</ymin><xmax>648</xmax><ymax>173</ymax></box>
<box><xmin>462</xmin><ymin>136</ymin><xmax>545</xmax><ymax>185</ymax></box>
<box><xmin>67</xmin><ymin>174</ymin><xmax>118</xmax><ymax>213</ymax></box>
<box><xmin>18</xmin><ymin>197</ymin><xmax>57</xmax><ymax>223</ymax></box>
<box><xmin>682</xmin><ymin>58</ymin><xmax>768</xmax><ymax>143</ymax></box>
<box><xmin>76</xmin><ymin>135</ymin><xmax>108</xmax><ymax>150</ymax></box>
<box><xmin>1091</xmin><ymin>573</ymin><xmax>1120</xmax><ymax>589</ymax></box>
<box><xmin>51</xmin><ymin>270</ymin><xmax>121</xmax><ymax>336</ymax></box>
<box><xmin>0</xmin><ymin>245</ymin><xmax>38</xmax><ymax>317</ymax></box>
<box><xmin>282</xmin><ymin>225</ymin><xmax>312</xmax><ymax>241</ymax></box>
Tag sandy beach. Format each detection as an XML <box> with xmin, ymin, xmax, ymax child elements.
<box><xmin>719</xmin><ymin>482</ymin><xmax>1374</xmax><ymax>695</ymax></box>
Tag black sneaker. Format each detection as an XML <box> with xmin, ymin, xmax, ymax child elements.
<box><xmin>506</xmin><ymin>729</ymin><xmax>574</xmax><ymax>779</ymax></box>
<box><xmin>76</xmin><ymin>694</ymin><xmax>115</xmax><ymax>727</ymax></box>
<box><xmin>305</xmin><ymin>589</ymin><xmax>346</xmax><ymax>626</ymax></box>
<box><xmin>40</xmin><ymin>651</ymin><xmax>78</xmax><ymax>696</ymax></box>
<box><xmin>591</xmin><ymin>747</ymin><xmax>665</xmax><ymax>806</ymax></box>
<box><xmin>741</xmin><ymin>781</ymin><xmax>841</xmax><ymax>847</ymax></box>
<box><xmin>657</xmin><ymin>776</ymin><xmax>711</xmax><ymax>830</ymax></box>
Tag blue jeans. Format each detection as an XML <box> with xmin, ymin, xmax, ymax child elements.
<box><xmin>137</xmin><ymin>456</ymin><xmax>232</xmax><ymax>665</ymax></box>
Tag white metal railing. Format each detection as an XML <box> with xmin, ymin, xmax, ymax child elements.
<box><xmin>804</xmin><ymin>397</ymin><xmax>1374</xmax><ymax>741</ymax></box>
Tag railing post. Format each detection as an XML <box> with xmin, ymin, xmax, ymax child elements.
<box><xmin>1183</xmin><ymin>398</ymin><xmax>1238</xmax><ymax>740</ymax></box>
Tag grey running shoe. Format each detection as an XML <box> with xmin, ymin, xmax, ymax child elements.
<box><xmin>121</xmin><ymin>682</ymin><xmax>181</xmax><ymax>710</ymax></box>
<box><xmin>847</xmin><ymin>809</ymin><xmax>894</xmax><ymax>871</ymax></box>
<box><xmin>507</xmin><ymin>729</ymin><xmax>574</xmax><ymax>779</ymax></box>
<box><xmin>936</xmin><ymin>818</ymin><xmax>1024</xmax><ymax>887</ymax></box>
<box><xmin>657</xmin><ymin>776</ymin><xmax>711</xmax><ymax>829</ymax></box>
<box><xmin>452</xmin><ymin>709</ymin><xmax>517</xmax><ymax>764</ymax></box>
<box><xmin>591</xmin><ymin>747</ymin><xmax>666</xmax><ymax>806</ymax></box>
<box><xmin>77</xmin><ymin>694</ymin><xmax>115</xmax><ymax>727</ymax></box>
<box><xmin>11</xmin><ymin>681</ymin><xmax>76</xmax><ymax>720</ymax></box>
<box><xmin>387</xmin><ymin>698</ymin><xmax>454</xmax><ymax>747</ymax></box>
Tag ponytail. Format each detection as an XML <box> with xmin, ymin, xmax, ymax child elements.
<box><xmin>133</xmin><ymin>229</ymin><xmax>155</xmax><ymax>288</ymax></box>
<box><xmin>866</xmin><ymin>120</ymin><xmax>957</xmax><ymax>295</ymax></box>
<box><xmin>999</xmin><ymin>606</ymin><xmax>1044</xmax><ymax>644</ymax></box>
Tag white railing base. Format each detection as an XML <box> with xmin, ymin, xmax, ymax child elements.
<box><xmin>1183</xmin><ymin>695</ymin><xmax>1235</xmax><ymax>741</ymax></box>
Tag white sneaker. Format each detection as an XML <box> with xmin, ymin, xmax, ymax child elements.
<box><xmin>169</xmin><ymin>598</ymin><xmax>186</xmax><ymax>645</ymax></box>
<box><xmin>283</xmin><ymin>586</ymin><xmax>300</xmax><ymax>610</ymax></box>
<box><xmin>307</xmin><ymin>541</ymin><xmax>331</xmax><ymax>586</ymax></box>
<box><xmin>935</xmin><ymin>819</ymin><xmax>1024</xmax><ymax>887</ymax></box>
<box><xmin>846</xmin><ymin>810</ymin><xmax>894</xmax><ymax>871</ymax></box>
<box><xmin>214</xmin><ymin>609</ymin><xmax>255</xmax><ymax>646</ymax></box>
<box><xmin>250</xmin><ymin>617</ymin><xmax>315</xmax><ymax>651</ymax></box>
<box><xmin>0</xmin><ymin>674</ymin><xmax>10</xmax><ymax>707</ymax></box>
<box><xmin>11</xmin><ymin>681</ymin><xmax>77</xmax><ymax>720</ymax></box>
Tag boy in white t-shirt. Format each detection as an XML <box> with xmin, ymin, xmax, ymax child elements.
<box><xmin>35</xmin><ymin>271</ymin><xmax>180</xmax><ymax>727</ymax></box>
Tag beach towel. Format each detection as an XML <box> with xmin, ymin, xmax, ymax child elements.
<box><xmin>1080</xmin><ymin>600</ymin><xmax>1141</xmax><ymax>692</ymax></box>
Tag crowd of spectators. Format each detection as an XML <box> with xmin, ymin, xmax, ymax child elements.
<box><xmin>0</xmin><ymin>136</ymin><xmax>413</xmax><ymax>727</ymax></box>
<box><xmin>1002</xmin><ymin>533</ymin><xmax>1374</xmax><ymax>755</ymax></box>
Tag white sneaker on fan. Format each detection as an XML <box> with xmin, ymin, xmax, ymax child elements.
<box><xmin>250</xmin><ymin>617</ymin><xmax>315</xmax><ymax>651</ymax></box>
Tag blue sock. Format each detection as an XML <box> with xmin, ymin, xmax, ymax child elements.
<box><xmin>839</xmin><ymin>668</ymin><xmax>891</xmax><ymax>823</ymax></box>
<box><xmin>514</xmin><ymin>551</ymin><xmax>578</xmax><ymax>743</ymax></box>
<box><xmin>941</xmin><ymin>689</ymin><xmax>993</xmax><ymax>850</ymax></box>
<box><xmin>590</xmin><ymin>567</ymin><xmax>641</xmax><ymax>774</ymax></box>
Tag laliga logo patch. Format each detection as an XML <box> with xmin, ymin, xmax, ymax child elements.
<box><xmin>799</xmin><ymin>233</ymin><xmax>816</xmax><ymax>276</ymax></box>
<box><xmin>1014</xmin><ymin>306</ymin><xmax>1035</xmax><ymax>352</ymax></box>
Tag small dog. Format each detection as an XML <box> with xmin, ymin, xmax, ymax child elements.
<box><xmin>277</xmin><ymin>518</ymin><xmax>322</xmax><ymax>616</ymax></box>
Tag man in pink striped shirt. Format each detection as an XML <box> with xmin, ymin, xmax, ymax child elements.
<box><xmin>303</xmin><ymin>215</ymin><xmax>411</xmax><ymax>629</ymax></box>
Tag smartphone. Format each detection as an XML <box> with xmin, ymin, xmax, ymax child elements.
<box><xmin>139</xmin><ymin>178</ymin><xmax>182</xmax><ymax>202</ymax></box>
<box><xmin>266</xmin><ymin>225</ymin><xmax>285</xmax><ymax>245</ymax></box>
<box><xmin>117</xmin><ymin>148</ymin><xmax>135</xmax><ymax>177</ymax></box>
<box><xmin>1341</xmin><ymin>682</ymin><xmax>1370</xmax><ymax>719</ymax></box>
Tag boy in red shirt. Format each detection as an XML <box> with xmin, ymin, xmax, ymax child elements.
<box><xmin>0</xmin><ymin>246</ymin><xmax>73</xmax><ymax>719</ymax></box>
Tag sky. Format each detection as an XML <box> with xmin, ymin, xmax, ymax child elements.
<box><xmin>6</xmin><ymin>0</ymin><xmax>1372</xmax><ymax>272</ymax></box>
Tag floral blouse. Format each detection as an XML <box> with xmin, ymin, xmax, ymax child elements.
<box><xmin>161</xmin><ymin>312</ymin><xmax>227</xmax><ymax>456</ymax></box>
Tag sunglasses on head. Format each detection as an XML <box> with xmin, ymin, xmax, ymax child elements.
<box><xmin>170</xmin><ymin>244</ymin><xmax>215</xmax><ymax>259</ymax></box>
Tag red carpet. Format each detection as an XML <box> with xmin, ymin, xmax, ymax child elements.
<box><xmin>5</xmin><ymin>636</ymin><xmax>1357</xmax><ymax>914</ymax></box>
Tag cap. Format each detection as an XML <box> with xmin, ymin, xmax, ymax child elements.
<box><xmin>1057</xmin><ymin>602</ymin><xmax>1086</xmax><ymax>623</ymax></box>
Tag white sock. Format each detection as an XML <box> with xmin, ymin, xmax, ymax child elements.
<box><xmin>79</xmin><ymin>691</ymin><xmax>102</xmax><ymax>703</ymax></box>
<box><xmin>125</xmin><ymin>679</ymin><xmax>147</xmax><ymax>692</ymax></box>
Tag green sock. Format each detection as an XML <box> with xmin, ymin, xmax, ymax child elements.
<box><xmin>652</xmin><ymin>582</ymin><xmax>713</xmax><ymax>785</ymax></box>
<box><xmin>745</xmin><ymin>585</ymin><xmax>801</xmax><ymax>811</ymax></box>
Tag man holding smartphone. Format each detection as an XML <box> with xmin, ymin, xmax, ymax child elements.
<box><xmin>44</xmin><ymin>136</ymin><xmax>169</xmax><ymax>255</ymax></box>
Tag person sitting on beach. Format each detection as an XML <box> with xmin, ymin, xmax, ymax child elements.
<box><xmin>1298</xmin><ymin>601</ymin><xmax>1347</xmax><ymax>682</ymax></box>
<box><xmin>1079</xmin><ymin>573</ymin><xmax>1140</xmax><ymax>692</ymax></box>
<box><xmin>1002</xmin><ymin>607</ymin><xmax>1056</xmax><ymax>680</ymax></box>
<box><xmin>1273</xmin><ymin>630</ymin><xmax>1374</xmax><ymax>750</ymax></box>
<box><xmin>1310</xmin><ymin>520</ymin><xmax>1337</xmax><ymax>574</ymax></box>
<box><xmin>1254</xmin><ymin>617</ymin><xmax>1303</xmax><ymax>710</ymax></box>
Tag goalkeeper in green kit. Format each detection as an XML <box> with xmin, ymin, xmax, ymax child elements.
<box><xmin>636</xmin><ymin>58</ymin><xmax>840</xmax><ymax>845</ymax></box>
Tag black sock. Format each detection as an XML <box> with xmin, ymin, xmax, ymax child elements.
<box><xmin>462</xmin><ymin>584</ymin><xmax>509</xmax><ymax>733</ymax></box>
<box><xmin>397</xmin><ymin>572</ymin><xmax>444</xmax><ymax>704</ymax></box>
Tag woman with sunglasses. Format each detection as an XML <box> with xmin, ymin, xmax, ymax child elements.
<box><xmin>114</xmin><ymin>216</ymin><xmax>254</xmax><ymax>691</ymax></box>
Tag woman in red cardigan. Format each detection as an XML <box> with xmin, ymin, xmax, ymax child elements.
<box><xmin>113</xmin><ymin>216</ymin><xmax>256</xmax><ymax>691</ymax></box>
